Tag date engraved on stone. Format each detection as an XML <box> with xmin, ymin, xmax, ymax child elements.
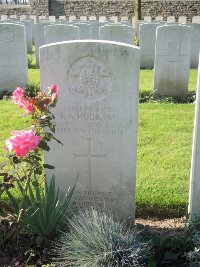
<box><xmin>67</xmin><ymin>56</ymin><xmax>112</xmax><ymax>102</ymax></box>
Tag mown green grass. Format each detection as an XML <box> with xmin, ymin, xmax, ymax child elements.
<box><xmin>136</xmin><ymin>103</ymin><xmax>195</xmax><ymax>217</ymax></box>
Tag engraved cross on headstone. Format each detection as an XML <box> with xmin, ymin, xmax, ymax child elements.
<box><xmin>74</xmin><ymin>138</ymin><xmax>105</xmax><ymax>191</ymax></box>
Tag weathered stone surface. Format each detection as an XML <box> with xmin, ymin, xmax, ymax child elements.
<box><xmin>72</xmin><ymin>22</ymin><xmax>90</xmax><ymax>39</ymax></box>
<box><xmin>189</xmin><ymin>59</ymin><xmax>200</xmax><ymax>215</ymax></box>
<box><xmin>40</xmin><ymin>40</ymin><xmax>140</xmax><ymax>220</ymax></box>
<box><xmin>34</xmin><ymin>21</ymin><xmax>51</xmax><ymax>67</ymax></box>
<box><xmin>188</xmin><ymin>23</ymin><xmax>200</xmax><ymax>68</ymax></box>
<box><xmin>44</xmin><ymin>24</ymin><xmax>79</xmax><ymax>44</ymax></box>
<box><xmin>100</xmin><ymin>24</ymin><xmax>134</xmax><ymax>44</ymax></box>
<box><xmin>154</xmin><ymin>25</ymin><xmax>191</xmax><ymax>97</ymax></box>
<box><xmin>0</xmin><ymin>23</ymin><xmax>28</xmax><ymax>91</ymax></box>
<box><xmin>139</xmin><ymin>22</ymin><xmax>161</xmax><ymax>69</ymax></box>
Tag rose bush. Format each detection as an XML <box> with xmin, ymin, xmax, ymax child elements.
<box><xmin>0</xmin><ymin>84</ymin><xmax>61</xmax><ymax>222</ymax></box>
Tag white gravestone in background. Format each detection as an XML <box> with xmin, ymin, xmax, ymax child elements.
<box><xmin>34</xmin><ymin>22</ymin><xmax>51</xmax><ymax>67</ymax></box>
<box><xmin>0</xmin><ymin>23</ymin><xmax>28</xmax><ymax>92</ymax></box>
<box><xmin>139</xmin><ymin>23</ymin><xmax>161</xmax><ymax>69</ymax></box>
<box><xmin>73</xmin><ymin>22</ymin><xmax>90</xmax><ymax>39</ymax></box>
<box><xmin>90</xmin><ymin>21</ymin><xmax>103</xmax><ymax>39</ymax></box>
<box><xmin>192</xmin><ymin>16</ymin><xmax>200</xmax><ymax>24</ymax></box>
<box><xmin>189</xmin><ymin>58</ymin><xmax>200</xmax><ymax>215</ymax></box>
<box><xmin>44</xmin><ymin>24</ymin><xmax>79</xmax><ymax>44</ymax></box>
<box><xmin>188</xmin><ymin>24</ymin><xmax>200</xmax><ymax>68</ymax></box>
<box><xmin>100</xmin><ymin>25</ymin><xmax>134</xmax><ymax>44</ymax></box>
<box><xmin>154</xmin><ymin>25</ymin><xmax>191</xmax><ymax>97</ymax></box>
<box><xmin>40</xmin><ymin>40</ymin><xmax>140</xmax><ymax>220</ymax></box>
<box><xmin>21</xmin><ymin>20</ymin><xmax>33</xmax><ymax>53</ymax></box>
<box><xmin>178</xmin><ymin>16</ymin><xmax>187</xmax><ymax>24</ymax></box>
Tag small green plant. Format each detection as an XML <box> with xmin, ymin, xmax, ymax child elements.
<box><xmin>24</xmin><ymin>81</ymin><xmax>41</xmax><ymax>98</ymax></box>
<box><xmin>5</xmin><ymin>175</ymin><xmax>76</xmax><ymax>237</ymax></box>
<box><xmin>52</xmin><ymin>208</ymin><xmax>153</xmax><ymax>266</ymax></box>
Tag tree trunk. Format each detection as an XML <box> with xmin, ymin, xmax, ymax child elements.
<box><xmin>134</xmin><ymin>0</ymin><xmax>141</xmax><ymax>44</ymax></box>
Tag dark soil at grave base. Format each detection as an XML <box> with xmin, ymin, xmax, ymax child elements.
<box><xmin>0</xmin><ymin>216</ymin><xmax>187</xmax><ymax>267</ymax></box>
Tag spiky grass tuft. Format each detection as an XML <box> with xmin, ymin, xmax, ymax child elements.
<box><xmin>52</xmin><ymin>208</ymin><xmax>153</xmax><ymax>266</ymax></box>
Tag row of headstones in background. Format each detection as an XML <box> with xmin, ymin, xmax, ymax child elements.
<box><xmin>40</xmin><ymin>40</ymin><xmax>140</xmax><ymax>221</ymax></box>
<box><xmin>34</xmin><ymin>20</ymin><xmax>134</xmax><ymax>67</ymax></box>
<box><xmin>139</xmin><ymin>22</ymin><xmax>200</xmax><ymax>69</ymax></box>
<box><xmin>1</xmin><ymin>14</ymin><xmax>200</xmax><ymax>24</ymax></box>
<box><xmin>0</xmin><ymin>17</ymin><xmax>33</xmax><ymax>53</ymax></box>
<box><xmin>154</xmin><ymin>25</ymin><xmax>191</xmax><ymax>97</ymax></box>
<box><xmin>0</xmin><ymin>23</ymin><xmax>28</xmax><ymax>91</ymax></box>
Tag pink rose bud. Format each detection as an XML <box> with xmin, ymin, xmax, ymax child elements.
<box><xmin>51</xmin><ymin>84</ymin><xmax>58</xmax><ymax>94</ymax></box>
<box><xmin>5</xmin><ymin>130</ymin><xmax>41</xmax><ymax>157</ymax></box>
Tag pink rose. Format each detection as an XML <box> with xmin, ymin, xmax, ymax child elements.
<box><xmin>51</xmin><ymin>84</ymin><xmax>58</xmax><ymax>94</ymax></box>
<box><xmin>12</xmin><ymin>87</ymin><xmax>33</xmax><ymax>113</ymax></box>
<box><xmin>5</xmin><ymin>130</ymin><xmax>41</xmax><ymax>157</ymax></box>
<box><xmin>12</xmin><ymin>87</ymin><xmax>24</xmax><ymax>104</ymax></box>
<box><xmin>22</xmin><ymin>100</ymin><xmax>34</xmax><ymax>113</ymax></box>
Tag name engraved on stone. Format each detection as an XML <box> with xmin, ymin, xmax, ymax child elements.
<box><xmin>55</xmin><ymin>105</ymin><xmax>133</xmax><ymax>135</ymax></box>
<box><xmin>74</xmin><ymin>138</ymin><xmax>106</xmax><ymax>191</ymax></box>
<box><xmin>67</xmin><ymin>56</ymin><xmax>112</xmax><ymax>102</ymax></box>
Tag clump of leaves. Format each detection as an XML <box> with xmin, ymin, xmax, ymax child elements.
<box><xmin>5</xmin><ymin>175</ymin><xmax>76</xmax><ymax>237</ymax></box>
<box><xmin>24</xmin><ymin>81</ymin><xmax>41</xmax><ymax>98</ymax></box>
<box><xmin>52</xmin><ymin>208</ymin><xmax>153</xmax><ymax>266</ymax></box>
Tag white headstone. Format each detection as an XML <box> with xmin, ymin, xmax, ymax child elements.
<box><xmin>89</xmin><ymin>16</ymin><xmax>97</xmax><ymax>21</ymax></box>
<box><xmin>39</xmin><ymin>15</ymin><xmax>47</xmax><ymax>20</ymax></box>
<box><xmin>0</xmin><ymin>23</ymin><xmax>28</xmax><ymax>92</ymax></box>
<box><xmin>21</xmin><ymin>20</ymin><xmax>33</xmax><ymax>53</ymax></box>
<box><xmin>99</xmin><ymin>16</ymin><xmax>107</xmax><ymax>22</ymax></box>
<box><xmin>49</xmin><ymin>16</ymin><xmax>56</xmax><ymax>22</ymax></box>
<box><xmin>188</xmin><ymin>23</ymin><xmax>200</xmax><ymax>68</ymax></box>
<box><xmin>34</xmin><ymin>21</ymin><xmax>51</xmax><ymax>67</ymax></box>
<box><xmin>167</xmin><ymin>16</ymin><xmax>175</xmax><ymax>23</ymax></box>
<box><xmin>80</xmin><ymin>16</ymin><xmax>87</xmax><ymax>21</ymax></box>
<box><xmin>9</xmin><ymin>15</ymin><xmax>18</xmax><ymax>20</ymax></box>
<box><xmin>73</xmin><ymin>22</ymin><xmax>90</xmax><ymax>39</ymax></box>
<box><xmin>155</xmin><ymin>16</ymin><xmax>163</xmax><ymax>21</ymax></box>
<box><xmin>20</xmin><ymin>15</ymin><xmax>27</xmax><ymax>21</ymax></box>
<box><xmin>100</xmin><ymin>24</ymin><xmax>134</xmax><ymax>44</ymax></box>
<box><xmin>29</xmin><ymin>15</ymin><xmax>37</xmax><ymax>24</ymax></box>
<box><xmin>192</xmin><ymin>16</ymin><xmax>200</xmax><ymax>24</ymax></box>
<box><xmin>154</xmin><ymin>25</ymin><xmax>191</xmax><ymax>97</ymax></box>
<box><xmin>69</xmin><ymin>16</ymin><xmax>77</xmax><ymax>22</ymax></box>
<box><xmin>40</xmin><ymin>40</ymin><xmax>140</xmax><ymax>220</ymax></box>
<box><xmin>90</xmin><ymin>21</ymin><xmax>105</xmax><ymax>39</ymax></box>
<box><xmin>189</xmin><ymin>57</ymin><xmax>200</xmax><ymax>215</ymax></box>
<box><xmin>144</xmin><ymin>16</ymin><xmax>152</xmax><ymax>22</ymax></box>
<box><xmin>178</xmin><ymin>16</ymin><xmax>187</xmax><ymax>24</ymax></box>
<box><xmin>1</xmin><ymin>15</ymin><xmax>8</xmax><ymax>21</ymax></box>
<box><xmin>44</xmin><ymin>24</ymin><xmax>79</xmax><ymax>44</ymax></box>
<box><xmin>121</xmin><ymin>16</ymin><xmax>129</xmax><ymax>22</ymax></box>
<box><xmin>59</xmin><ymin>16</ymin><xmax>66</xmax><ymax>20</ymax></box>
<box><xmin>139</xmin><ymin>23</ymin><xmax>161</xmax><ymax>69</ymax></box>
<box><xmin>110</xmin><ymin>16</ymin><xmax>118</xmax><ymax>23</ymax></box>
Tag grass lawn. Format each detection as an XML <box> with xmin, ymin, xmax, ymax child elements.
<box><xmin>137</xmin><ymin>103</ymin><xmax>195</xmax><ymax>217</ymax></box>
